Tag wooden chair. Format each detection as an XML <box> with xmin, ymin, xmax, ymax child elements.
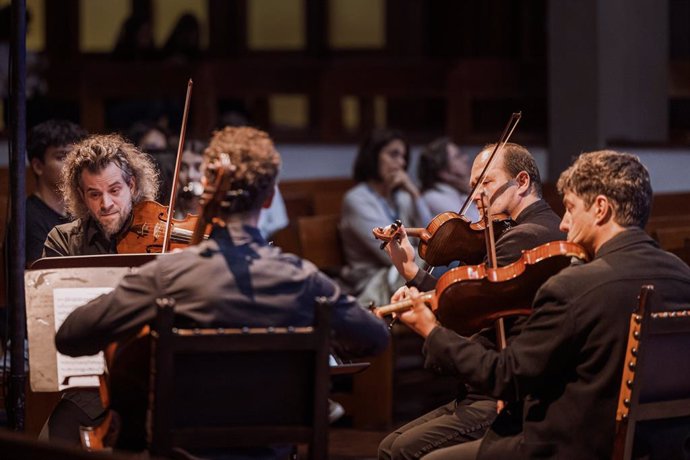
<box><xmin>654</xmin><ymin>226</ymin><xmax>690</xmax><ymax>252</ymax></box>
<box><xmin>296</xmin><ymin>213</ymin><xmax>395</xmax><ymax>429</ymax></box>
<box><xmin>147</xmin><ymin>297</ymin><xmax>332</xmax><ymax>459</ymax></box>
<box><xmin>613</xmin><ymin>285</ymin><xmax>690</xmax><ymax>459</ymax></box>
<box><xmin>297</xmin><ymin>214</ymin><xmax>344</xmax><ymax>277</ymax></box>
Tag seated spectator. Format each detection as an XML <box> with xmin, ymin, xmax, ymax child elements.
<box><xmin>112</xmin><ymin>13</ymin><xmax>157</xmax><ymax>60</ymax></box>
<box><xmin>418</xmin><ymin>137</ymin><xmax>479</xmax><ymax>221</ymax></box>
<box><xmin>161</xmin><ymin>12</ymin><xmax>201</xmax><ymax>62</ymax></box>
<box><xmin>339</xmin><ymin>128</ymin><xmax>432</xmax><ymax>308</ymax></box>
<box><xmin>127</xmin><ymin>121</ymin><xmax>173</xmax><ymax>203</ymax></box>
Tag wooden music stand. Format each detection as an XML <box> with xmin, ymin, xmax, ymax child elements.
<box><xmin>23</xmin><ymin>254</ymin><xmax>158</xmax><ymax>435</ymax></box>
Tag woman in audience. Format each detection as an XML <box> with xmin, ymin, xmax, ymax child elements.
<box><xmin>418</xmin><ymin>137</ymin><xmax>479</xmax><ymax>221</ymax></box>
<box><xmin>340</xmin><ymin>129</ymin><xmax>432</xmax><ymax>308</ymax></box>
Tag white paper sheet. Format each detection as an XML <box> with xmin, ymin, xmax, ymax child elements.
<box><xmin>52</xmin><ymin>287</ymin><xmax>113</xmax><ymax>390</ymax></box>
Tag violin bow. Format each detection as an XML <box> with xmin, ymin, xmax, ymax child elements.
<box><xmin>161</xmin><ymin>78</ymin><xmax>194</xmax><ymax>253</ymax></box>
<box><xmin>471</xmin><ymin>114</ymin><xmax>522</xmax><ymax>351</ymax></box>
<box><xmin>457</xmin><ymin>112</ymin><xmax>521</xmax><ymax>217</ymax></box>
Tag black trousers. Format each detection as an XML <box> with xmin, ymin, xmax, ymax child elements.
<box><xmin>378</xmin><ymin>398</ymin><xmax>497</xmax><ymax>460</ymax></box>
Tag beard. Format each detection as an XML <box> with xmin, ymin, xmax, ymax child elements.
<box><xmin>95</xmin><ymin>199</ymin><xmax>133</xmax><ymax>239</ymax></box>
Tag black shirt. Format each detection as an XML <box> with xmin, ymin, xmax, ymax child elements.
<box><xmin>26</xmin><ymin>195</ymin><xmax>71</xmax><ymax>266</ymax></box>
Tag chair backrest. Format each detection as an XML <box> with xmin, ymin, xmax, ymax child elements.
<box><xmin>297</xmin><ymin>214</ymin><xmax>344</xmax><ymax>273</ymax></box>
<box><xmin>614</xmin><ymin>285</ymin><xmax>690</xmax><ymax>459</ymax></box>
<box><xmin>147</xmin><ymin>297</ymin><xmax>332</xmax><ymax>459</ymax></box>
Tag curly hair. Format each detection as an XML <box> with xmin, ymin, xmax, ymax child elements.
<box><xmin>482</xmin><ymin>142</ymin><xmax>543</xmax><ymax>198</ymax></box>
<box><xmin>557</xmin><ymin>150</ymin><xmax>652</xmax><ymax>228</ymax></box>
<box><xmin>61</xmin><ymin>134</ymin><xmax>160</xmax><ymax>220</ymax></box>
<box><xmin>204</xmin><ymin>126</ymin><xmax>280</xmax><ymax>215</ymax></box>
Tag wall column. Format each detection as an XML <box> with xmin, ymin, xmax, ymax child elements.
<box><xmin>548</xmin><ymin>0</ymin><xmax>668</xmax><ymax>179</ymax></box>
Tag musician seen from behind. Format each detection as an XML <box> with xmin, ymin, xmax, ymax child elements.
<box><xmin>54</xmin><ymin>126</ymin><xmax>390</xmax><ymax>454</ymax></box>
<box><xmin>25</xmin><ymin>119</ymin><xmax>87</xmax><ymax>266</ymax></box>
<box><xmin>378</xmin><ymin>143</ymin><xmax>564</xmax><ymax>460</ymax></box>
<box><xmin>42</xmin><ymin>133</ymin><xmax>160</xmax><ymax>257</ymax></box>
<box><xmin>397</xmin><ymin>151</ymin><xmax>690</xmax><ymax>459</ymax></box>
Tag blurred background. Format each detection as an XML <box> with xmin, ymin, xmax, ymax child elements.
<box><xmin>0</xmin><ymin>0</ymin><xmax>689</xmax><ymax>187</ymax></box>
<box><xmin>3</xmin><ymin>0</ymin><xmax>690</xmax><ymax>440</ymax></box>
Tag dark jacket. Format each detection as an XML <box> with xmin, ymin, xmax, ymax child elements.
<box><xmin>55</xmin><ymin>223</ymin><xmax>390</xmax><ymax>451</ymax></box>
<box><xmin>423</xmin><ymin>228</ymin><xmax>690</xmax><ymax>459</ymax></box>
<box><xmin>56</xmin><ymin>223</ymin><xmax>390</xmax><ymax>359</ymax></box>
<box><xmin>410</xmin><ymin>199</ymin><xmax>565</xmax><ymax>291</ymax></box>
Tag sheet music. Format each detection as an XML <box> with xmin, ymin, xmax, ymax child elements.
<box><xmin>53</xmin><ymin>287</ymin><xmax>113</xmax><ymax>390</ymax></box>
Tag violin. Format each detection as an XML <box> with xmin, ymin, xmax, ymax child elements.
<box><xmin>117</xmin><ymin>200</ymin><xmax>205</xmax><ymax>253</ymax></box>
<box><xmin>373</xmin><ymin>212</ymin><xmax>513</xmax><ymax>266</ymax></box>
<box><xmin>372</xmin><ymin>240</ymin><xmax>588</xmax><ymax>336</ymax></box>
<box><xmin>373</xmin><ymin>112</ymin><xmax>521</xmax><ymax>266</ymax></box>
<box><xmin>117</xmin><ymin>79</ymin><xmax>205</xmax><ymax>255</ymax></box>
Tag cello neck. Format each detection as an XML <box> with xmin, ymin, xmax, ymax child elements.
<box><xmin>373</xmin><ymin>290</ymin><xmax>436</xmax><ymax>316</ymax></box>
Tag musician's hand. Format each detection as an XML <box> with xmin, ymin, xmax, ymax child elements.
<box><xmin>496</xmin><ymin>400</ymin><xmax>505</xmax><ymax>414</ymax></box>
<box><xmin>383</xmin><ymin>224</ymin><xmax>420</xmax><ymax>281</ymax></box>
<box><xmin>390</xmin><ymin>285</ymin><xmax>409</xmax><ymax>303</ymax></box>
<box><xmin>398</xmin><ymin>287</ymin><xmax>439</xmax><ymax>338</ymax></box>
<box><xmin>386</xmin><ymin>170</ymin><xmax>421</xmax><ymax>199</ymax></box>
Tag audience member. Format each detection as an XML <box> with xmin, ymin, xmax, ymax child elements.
<box><xmin>339</xmin><ymin>128</ymin><xmax>432</xmax><ymax>308</ymax></box>
<box><xmin>25</xmin><ymin>119</ymin><xmax>87</xmax><ymax>266</ymax></box>
<box><xmin>418</xmin><ymin>137</ymin><xmax>479</xmax><ymax>221</ymax></box>
<box><xmin>162</xmin><ymin>12</ymin><xmax>201</xmax><ymax>62</ymax></box>
<box><xmin>127</xmin><ymin>121</ymin><xmax>173</xmax><ymax>203</ymax></box>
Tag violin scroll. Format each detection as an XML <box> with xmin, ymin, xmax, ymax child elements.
<box><xmin>374</xmin><ymin>219</ymin><xmax>403</xmax><ymax>249</ymax></box>
<box><xmin>190</xmin><ymin>153</ymin><xmax>237</xmax><ymax>245</ymax></box>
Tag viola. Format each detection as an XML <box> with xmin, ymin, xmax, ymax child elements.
<box><xmin>372</xmin><ymin>240</ymin><xmax>589</xmax><ymax>336</ymax></box>
<box><xmin>116</xmin><ymin>200</ymin><xmax>206</xmax><ymax>254</ymax></box>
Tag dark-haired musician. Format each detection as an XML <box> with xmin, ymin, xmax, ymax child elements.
<box><xmin>378</xmin><ymin>143</ymin><xmax>564</xmax><ymax>460</ymax></box>
<box><xmin>54</xmin><ymin>126</ymin><xmax>390</xmax><ymax>454</ymax></box>
<box><xmin>398</xmin><ymin>151</ymin><xmax>690</xmax><ymax>459</ymax></box>
<box><xmin>25</xmin><ymin>119</ymin><xmax>87</xmax><ymax>266</ymax></box>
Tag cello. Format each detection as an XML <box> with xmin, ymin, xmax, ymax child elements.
<box><xmin>373</xmin><ymin>112</ymin><xmax>521</xmax><ymax>266</ymax></box>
